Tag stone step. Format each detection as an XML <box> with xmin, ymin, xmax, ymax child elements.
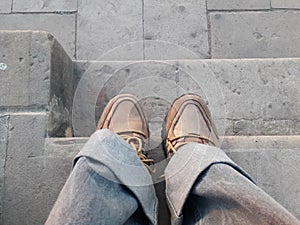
<box><xmin>0</xmin><ymin>112</ymin><xmax>299</xmax><ymax>224</ymax></box>
<box><xmin>73</xmin><ymin>58</ymin><xmax>300</xmax><ymax>137</ymax></box>
<box><xmin>1</xmin><ymin>31</ymin><xmax>299</xmax><ymax>224</ymax></box>
<box><xmin>1</xmin><ymin>31</ymin><xmax>299</xmax><ymax>138</ymax></box>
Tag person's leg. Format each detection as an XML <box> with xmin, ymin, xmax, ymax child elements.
<box><xmin>184</xmin><ymin>162</ymin><xmax>300</xmax><ymax>225</ymax></box>
<box><xmin>46</xmin><ymin>129</ymin><xmax>157</xmax><ymax>225</ymax></box>
<box><xmin>163</xmin><ymin>94</ymin><xmax>300</xmax><ymax>225</ymax></box>
<box><xmin>165</xmin><ymin>143</ymin><xmax>300</xmax><ymax>225</ymax></box>
<box><xmin>46</xmin><ymin>157</ymin><xmax>145</xmax><ymax>225</ymax></box>
<box><xmin>46</xmin><ymin>94</ymin><xmax>158</xmax><ymax>225</ymax></box>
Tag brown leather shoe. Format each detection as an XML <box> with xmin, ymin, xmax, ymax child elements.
<box><xmin>164</xmin><ymin>94</ymin><xmax>219</xmax><ymax>158</ymax></box>
<box><xmin>97</xmin><ymin>94</ymin><xmax>154</xmax><ymax>170</ymax></box>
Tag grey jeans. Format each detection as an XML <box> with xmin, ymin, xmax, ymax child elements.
<box><xmin>46</xmin><ymin>129</ymin><xmax>300</xmax><ymax>225</ymax></box>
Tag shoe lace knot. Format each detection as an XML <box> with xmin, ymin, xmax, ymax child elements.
<box><xmin>166</xmin><ymin>133</ymin><xmax>216</xmax><ymax>157</ymax></box>
<box><xmin>116</xmin><ymin>130</ymin><xmax>155</xmax><ymax>172</ymax></box>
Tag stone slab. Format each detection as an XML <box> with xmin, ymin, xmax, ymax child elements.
<box><xmin>3</xmin><ymin>119</ymin><xmax>83</xmax><ymax>225</ymax></box>
<box><xmin>77</xmin><ymin>0</ymin><xmax>143</xmax><ymax>60</ymax></box>
<box><xmin>210</xmin><ymin>11</ymin><xmax>300</xmax><ymax>58</ymax></box>
<box><xmin>0</xmin><ymin>115</ymin><xmax>9</xmax><ymax>224</ymax></box>
<box><xmin>74</xmin><ymin>58</ymin><xmax>300</xmax><ymax>136</ymax></box>
<box><xmin>3</xmin><ymin>113</ymin><xmax>47</xmax><ymax>225</ymax></box>
<box><xmin>1</xmin><ymin>113</ymin><xmax>82</xmax><ymax>225</ymax></box>
<box><xmin>13</xmin><ymin>0</ymin><xmax>77</xmax><ymax>12</ymax></box>
<box><xmin>189</xmin><ymin>58</ymin><xmax>300</xmax><ymax>134</ymax></box>
<box><xmin>272</xmin><ymin>0</ymin><xmax>300</xmax><ymax>9</ymax></box>
<box><xmin>0</xmin><ymin>31</ymin><xmax>74</xmax><ymax>137</ymax></box>
<box><xmin>223</xmin><ymin>135</ymin><xmax>300</xmax><ymax>219</ymax></box>
<box><xmin>0</xmin><ymin>31</ymin><xmax>51</xmax><ymax>109</ymax></box>
<box><xmin>207</xmin><ymin>0</ymin><xmax>270</xmax><ymax>10</ymax></box>
<box><xmin>0</xmin><ymin>14</ymin><xmax>75</xmax><ymax>58</ymax></box>
<box><xmin>144</xmin><ymin>0</ymin><xmax>209</xmax><ymax>59</ymax></box>
<box><xmin>0</xmin><ymin>0</ymin><xmax>11</xmax><ymax>13</ymax></box>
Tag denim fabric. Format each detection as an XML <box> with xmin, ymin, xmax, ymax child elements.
<box><xmin>46</xmin><ymin>130</ymin><xmax>300</xmax><ymax>225</ymax></box>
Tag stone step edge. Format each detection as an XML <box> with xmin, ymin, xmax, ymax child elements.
<box><xmin>45</xmin><ymin>135</ymin><xmax>300</xmax><ymax>154</ymax></box>
<box><xmin>74</xmin><ymin>57</ymin><xmax>300</xmax><ymax>64</ymax></box>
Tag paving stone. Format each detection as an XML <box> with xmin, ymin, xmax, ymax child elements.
<box><xmin>77</xmin><ymin>0</ymin><xmax>143</xmax><ymax>60</ymax></box>
<box><xmin>0</xmin><ymin>14</ymin><xmax>75</xmax><ymax>58</ymax></box>
<box><xmin>0</xmin><ymin>0</ymin><xmax>11</xmax><ymax>13</ymax></box>
<box><xmin>0</xmin><ymin>116</ymin><xmax>9</xmax><ymax>223</ymax></box>
<box><xmin>144</xmin><ymin>40</ymin><xmax>201</xmax><ymax>60</ymax></box>
<box><xmin>272</xmin><ymin>0</ymin><xmax>300</xmax><ymax>9</ymax></box>
<box><xmin>13</xmin><ymin>0</ymin><xmax>77</xmax><ymax>12</ymax></box>
<box><xmin>144</xmin><ymin>0</ymin><xmax>209</xmax><ymax>59</ymax></box>
<box><xmin>210</xmin><ymin>11</ymin><xmax>300</xmax><ymax>58</ymax></box>
<box><xmin>223</xmin><ymin>136</ymin><xmax>300</xmax><ymax>219</ymax></box>
<box><xmin>207</xmin><ymin>0</ymin><xmax>270</xmax><ymax>10</ymax></box>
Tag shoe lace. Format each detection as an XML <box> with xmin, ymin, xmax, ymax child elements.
<box><xmin>166</xmin><ymin>133</ymin><xmax>216</xmax><ymax>157</ymax></box>
<box><xmin>116</xmin><ymin>130</ymin><xmax>155</xmax><ymax>173</ymax></box>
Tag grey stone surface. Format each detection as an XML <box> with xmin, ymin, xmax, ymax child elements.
<box><xmin>144</xmin><ymin>0</ymin><xmax>209</xmax><ymax>59</ymax></box>
<box><xmin>13</xmin><ymin>0</ymin><xmax>77</xmax><ymax>12</ymax></box>
<box><xmin>3</xmin><ymin>113</ymin><xmax>47</xmax><ymax>225</ymax></box>
<box><xmin>0</xmin><ymin>0</ymin><xmax>11</xmax><ymax>13</ymax></box>
<box><xmin>210</xmin><ymin>11</ymin><xmax>300</xmax><ymax>58</ymax></box>
<box><xmin>223</xmin><ymin>135</ymin><xmax>300</xmax><ymax>219</ymax></box>
<box><xmin>207</xmin><ymin>0</ymin><xmax>270</xmax><ymax>10</ymax></box>
<box><xmin>272</xmin><ymin>0</ymin><xmax>300</xmax><ymax>9</ymax></box>
<box><xmin>0</xmin><ymin>31</ymin><xmax>51</xmax><ymax>109</ymax></box>
<box><xmin>144</xmin><ymin>40</ymin><xmax>201</xmax><ymax>60</ymax></box>
<box><xmin>73</xmin><ymin>61</ymin><xmax>180</xmax><ymax>137</ymax></box>
<box><xmin>0</xmin><ymin>31</ymin><xmax>74</xmax><ymax>137</ymax></box>
<box><xmin>0</xmin><ymin>116</ymin><xmax>9</xmax><ymax>224</ymax></box>
<box><xmin>3</xmin><ymin>117</ymin><xmax>83</xmax><ymax>225</ymax></box>
<box><xmin>48</xmin><ymin>38</ymin><xmax>74</xmax><ymax>137</ymax></box>
<box><xmin>77</xmin><ymin>0</ymin><xmax>143</xmax><ymax>60</ymax></box>
<box><xmin>0</xmin><ymin>14</ymin><xmax>75</xmax><ymax>58</ymax></box>
<box><xmin>74</xmin><ymin>58</ymin><xmax>300</xmax><ymax>136</ymax></box>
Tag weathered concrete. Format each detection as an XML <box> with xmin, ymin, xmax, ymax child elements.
<box><xmin>0</xmin><ymin>116</ymin><xmax>9</xmax><ymax>224</ymax></box>
<box><xmin>0</xmin><ymin>31</ymin><xmax>74</xmax><ymax>137</ymax></box>
<box><xmin>272</xmin><ymin>0</ymin><xmax>300</xmax><ymax>9</ymax></box>
<box><xmin>13</xmin><ymin>0</ymin><xmax>77</xmax><ymax>12</ymax></box>
<box><xmin>77</xmin><ymin>0</ymin><xmax>143</xmax><ymax>60</ymax></box>
<box><xmin>0</xmin><ymin>14</ymin><xmax>75</xmax><ymax>58</ymax></box>
<box><xmin>73</xmin><ymin>58</ymin><xmax>300</xmax><ymax>137</ymax></box>
<box><xmin>207</xmin><ymin>0</ymin><xmax>270</xmax><ymax>10</ymax></box>
<box><xmin>0</xmin><ymin>0</ymin><xmax>11</xmax><ymax>13</ymax></box>
<box><xmin>210</xmin><ymin>11</ymin><xmax>300</xmax><ymax>58</ymax></box>
<box><xmin>144</xmin><ymin>0</ymin><xmax>209</xmax><ymax>59</ymax></box>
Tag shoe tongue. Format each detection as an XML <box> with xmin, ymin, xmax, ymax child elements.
<box><xmin>110</xmin><ymin>101</ymin><xmax>144</xmax><ymax>132</ymax></box>
<box><xmin>174</xmin><ymin>104</ymin><xmax>211</xmax><ymax>138</ymax></box>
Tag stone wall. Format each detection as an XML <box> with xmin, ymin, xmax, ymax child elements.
<box><xmin>1</xmin><ymin>0</ymin><xmax>300</xmax><ymax>60</ymax></box>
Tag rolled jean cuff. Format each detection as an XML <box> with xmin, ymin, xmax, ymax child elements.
<box><xmin>164</xmin><ymin>143</ymin><xmax>253</xmax><ymax>224</ymax></box>
<box><xmin>74</xmin><ymin>129</ymin><xmax>158</xmax><ymax>225</ymax></box>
